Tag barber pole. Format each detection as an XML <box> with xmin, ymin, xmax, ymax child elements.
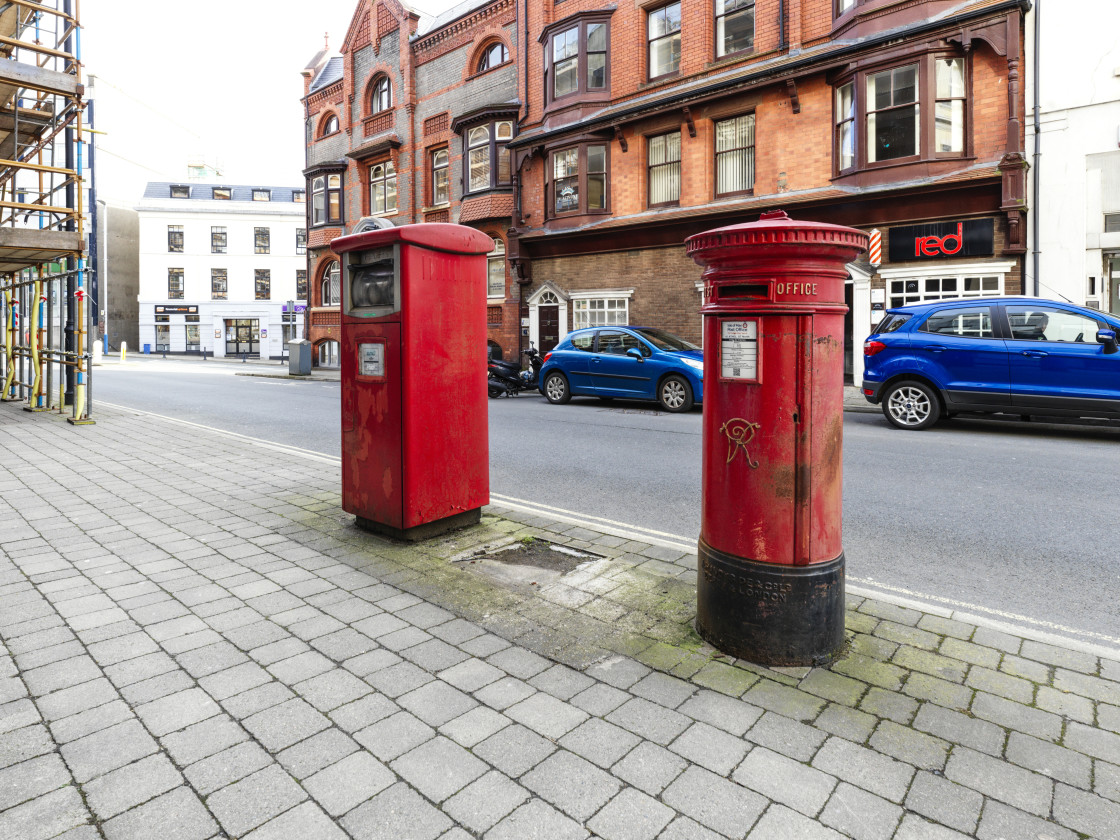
<box><xmin>869</xmin><ymin>229</ymin><xmax>882</xmax><ymax>267</ymax></box>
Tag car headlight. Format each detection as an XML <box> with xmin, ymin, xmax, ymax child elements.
<box><xmin>682</xmin><ymin>358</ymin><xmax>704</xmax><ymax>372</ymax></box>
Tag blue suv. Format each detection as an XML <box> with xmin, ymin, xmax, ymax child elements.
<box><xmin>863</xmin><ymin>297</ymin><xmax>1120</xmax><ymax>430</ymax></box>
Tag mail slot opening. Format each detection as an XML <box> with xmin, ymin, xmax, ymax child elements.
<box><xmin>720</xmin><ymin>283</ymin><xmax>770</xmax><ymax>299</ymax></box>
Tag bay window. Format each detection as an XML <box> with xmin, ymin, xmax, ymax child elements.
<box><xmin>466</xmin><ymin>121</ymin><xmax>513</xmax><ymax>193</ymax></box>
<box><xmin>312</xmin><ymin>174</ymin><xmax>341</xmax><ymax>225</ymax></box>
<box><xmin>834</xmin><ymin>53</ymin><xmax>969</xmax><ymax>174</ymax></box>
<box><xmin>370</xmin><ymin>161</ymin><xmax>397</xmax><ymax>215</ymax></box>
<box><xmin>550</xmin><ymin>144</ymin><xmax>608</xmax><ymax>217</ymax></box>
<box><xmin>545</xmin><ymin>15</ymin><xmax>610</xmax><ymax>104</ymax></box>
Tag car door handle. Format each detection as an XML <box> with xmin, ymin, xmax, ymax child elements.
<box><xmin>915</xmin><ymin>345</ymin><xmax>945</xmax><ymax>353</ymax></box>
<box><xmin>1020</xmin><ymin>350</ymin><xmax>1048</xmax><ymax>358</ymax></box>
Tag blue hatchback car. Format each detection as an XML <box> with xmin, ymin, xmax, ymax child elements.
<box><xmin>863</xmin><ymin>296</ymin><xmax>1120</xmax><ymax>429</ymax></box>
<box><xmin>538</xmin><ymin>326</ymin><xmax>703</xmax><ymax>412</ymax></box>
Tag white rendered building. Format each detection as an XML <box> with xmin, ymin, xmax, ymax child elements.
<box><xmin>1025</xmin><ymin>2</ymin><xmax>1120</xmax><ymax>314</ymax></box>
<box><xmin>136</xmin><ymin>182</ymin><xmax>307</xmax><ymax>359</ymax></box>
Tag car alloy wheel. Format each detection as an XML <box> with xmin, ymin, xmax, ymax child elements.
<box><xmin>659</xmin><ymin>375</ymin><xmax>693</xmax><ymax>413</ymax></box>
<box><xmin>883</xmin><ymin>380</ymin><xmax>940</xmax><ymax>430</ymax></box>
<box><xmin>544</xmin><ymin>372</ymin><xmax>570</xmax><ymax>404</ymax></box>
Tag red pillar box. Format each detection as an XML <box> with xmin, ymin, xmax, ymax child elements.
<box><xmin>686</xmin><ymin>211</ymin><xmax>868</xmax><ymax>666</ymax></box>
<box><xmin>331</xmin><ymin>223</ymin><xmax>493</xmax><ymax>541</ymax></box>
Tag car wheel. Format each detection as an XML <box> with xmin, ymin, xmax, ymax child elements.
<box><xmin>883</xmin><ymin>380</ymin><xmax>940</xmax><ymax>430</ymax></box>
<box><xmin>543</xmin><ymin>372</ymin><xmax>571</xmax><ymax>405</ymax></box>
<box><xmin>659</xmin><ymin>375</ymin><xmax>694</xmax><ymax>413</ymax></box>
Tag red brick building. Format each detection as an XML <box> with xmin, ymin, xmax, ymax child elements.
<box><xmin>300</xmin><ymin>0</ymin><xmax>521</xmax><ymax>366</ymax></box>
<box><xmin>507</xmin><ymin>0</ymin><xmax>1031</xmax><ymax>384</ymax></box>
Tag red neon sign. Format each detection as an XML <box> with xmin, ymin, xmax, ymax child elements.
<box><xmin>914</xmin><ymin>223</ymin><xmax>963</xmax><ymax>257</ymax></box>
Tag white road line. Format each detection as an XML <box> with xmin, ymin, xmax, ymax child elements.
<box><xmin>96</xmin><ymin>402</ymin><xmax>1120</xmax><ymax>657</ymax></box>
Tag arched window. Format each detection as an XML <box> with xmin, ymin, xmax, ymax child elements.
<box><xmin>477</xmin><ymin>42</ymin><xmax>508</xmax><ymax>73</ymax></box>
<box><xmin>371</xmin><ymin>76</ymin><xmax>391</xmax><ymax>113</ymax></box>
<box><xmin>487</xmin><ymin>238</ymin><xmax>506</xmax><ymax>298</ymax></box>
<box><xmin>320</xmin><ymin>262</ymin><xmax>340</xmax><ymax>307</ymax></box>
<box><xmin>431</xmin><ymin>149</ymin><xmax>449</xmax><ymax>205</ymax></box>
<box><xmin>539</xmin><ymin>291</ymin><xmax>559</xmax><ymax>305</ymax></box>
<box><xmin>318</xmin><ymin>340</ymin><xmax>340</xmax><ymax>368</ymax></box>
<box><xmin>321</xmin><ymin>113</ymin><xmax>339</xmax><ymax>136</ymax></box>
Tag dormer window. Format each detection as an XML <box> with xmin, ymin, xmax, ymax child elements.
<box><xmin>252</xmin><ymin>189</ymin><xmax>270</xmax><ymax>201</ymax></box>
<box><xmin>543</xmin><ymin>14</ymin><xmax>611</xmax><ymax>105</ymax></box>
<box><xmin>212</xmin><ymin>188</ymin><xmax>231</xmax><ymax>200</ymax></box>
<box><xmin>170</xmin><ymin>185</ymin><xmax>190</xmax><ymax>199</ymax></box>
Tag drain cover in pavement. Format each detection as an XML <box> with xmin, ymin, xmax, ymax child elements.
<box><xmin>454</xmin><ymin>539</ymin><xmax>603</xmax><ymax>591</ymax></box>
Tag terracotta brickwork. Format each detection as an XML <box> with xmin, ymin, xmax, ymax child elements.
<box><xmin>301</xmin><ymin>0</ymin><xmax>520</xmax><ymax>363</ymax></box>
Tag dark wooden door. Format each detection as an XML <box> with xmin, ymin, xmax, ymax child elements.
<box><xmin>539</xmin><ymin>305</ymin><xmax>560</xmax><ymax>352</ymax></box>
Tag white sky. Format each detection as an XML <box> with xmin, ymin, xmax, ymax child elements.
<box><xmin>82</xmin><ymin>0</ymin><xmax>458</xmax><ymax>206</ymax></box>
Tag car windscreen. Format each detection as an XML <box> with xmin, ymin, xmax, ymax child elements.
<box><xmin>632</xmin><ymin>328</ymin><xmax>699</xmax><ymax>351</ymax></box>
<box><xmin>872</xmin><ymin>313</ymin><xmax>912</xmax><ymax>335</ymax></box>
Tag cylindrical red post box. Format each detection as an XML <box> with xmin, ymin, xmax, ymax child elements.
<box><xmin>686</xmin><ymin>211</ymin><xmax>868</xmax><ymax>666</ymax></box>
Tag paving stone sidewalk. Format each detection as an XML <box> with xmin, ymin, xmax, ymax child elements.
<box><xmin>1</xmin><ymin>403</ymin><xmax>1119</xmax><ymax>840</ymax></box>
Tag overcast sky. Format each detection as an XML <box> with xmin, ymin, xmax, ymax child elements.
<box><xmin>83</xmin><ymin>0</ymin><xmax>457</xmax><ymax>206</ymax></box>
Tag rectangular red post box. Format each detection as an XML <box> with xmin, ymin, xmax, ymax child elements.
<box><xmin>331</xmin><ymin>223</ymin><xmax>493</xmax><ymax>540</ymax></box>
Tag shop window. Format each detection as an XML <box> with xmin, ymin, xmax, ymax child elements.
<box><xmin>715</xmin><ymin>113</ymin><xmax>755</xmax><ymax>195</ymax></box>
<box><xmin>648</xmin><ymin>3</ymin><xmax>681</xmax><ymax>80</ymax></box>
<box><xmin>254</xmin><ymin>227</ymin><xmax>270</xmax><ymax>254</ymax></box>
<box><xmin>319</xmin><ymin>340</ymin><xmax>340</xmax><ymax>368</ymax></box>
<box><xmin>168</xmin><ymin>268</ymin><xmax>184</xmax><ymax>300</ymax></box>
<box><xmin>321</xmin><ymin>262</ymin><xmax>340</xmax><ymax>306</ymax></box>
<box><xmin>211</xmin><ymin>226</ymin><xmax>227</xmax><ymax>254</ymax></box>
<box><xmin>466</xmin><ymin>122</ymin><xmax>513</xmax><ymax>193</ymax></box>
<box><xmin>573</xmin><ymin>295</ymin><xmax>629</xmax><ymax>329</ymax></box>
<box><xmin>545</xmin><ymin>16</ymin><xmax>609</xmax><ymax>103</ymax></box>
<box><xmin>487</xmin><ymin>238</ymin><xmax>506</xmax><ymax>298</ymax></box>
<box><xmin>648</xmin><ymin>131</ymin><xmax>681</xmax><ymax>207</ymax></box>
<box><xmin>550</xmin><ymin>144</ymin><xmax>608</xmax><ymax>217</ymax></box>
<box><xmin>886</xmin><ymin>273</ymin><xmax>1003</xmax><ymax>308</ymax></box>
<box><xmin>716</xmin><ymin>0</ymin><xmax>754</xmax><ymax>58</ymax></box>
<box><xmin>370</xmin><ymin>161</ymin><xmax>398</xmax><ymax>215</ymax></box>
<box><xmin>477</xmin><ymin>42</ymin><xmax>508</xmax><ymax>73</ymax></box>
<box><xmin>255</xmin><ymin>269</ymin><xmax>271</xmax><ymax>301</ymax></box>
<box><xmin>312</xmin><ymin>174</ymin><xmax>342</xmax><ymax>225</ymax></box>
<box><xmin>167</xmin><ymin>225</ymin><xmax>183</xmax><ymax>253</ymax></box>
<box><xmin>834</xmin><ymin>54</ymin><xmax>968</xmax><ymax>174</ymax></box>
<box><xmin>186</xmin><ymin>315</ymin><xmax>200</xmax><ymax>351</ymax></box>
<box><xmin>211</xmin><ymin>269</ymin><xmax>227</xmax><ymax>300</ymax></box>
<box><xmin>431</xmin><ymin>149</ymin><xmax>449</xmax><ymax>206</ymax></box>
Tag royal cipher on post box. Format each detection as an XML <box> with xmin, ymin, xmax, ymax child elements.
<box><xmin>330</xmin><ymin>222</ymin><xmax>493</xmax><ymax>541</ymax></box>
<box><xmin>686</xmin><ymin>211</ymin><xmax>868</xmax><ymax>667</ymax></box>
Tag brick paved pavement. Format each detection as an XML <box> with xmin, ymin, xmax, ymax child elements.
<box><xmin>1</xmin><ymin>402</ymin><xmax>1119</xmax><ymax>839</ymax></box>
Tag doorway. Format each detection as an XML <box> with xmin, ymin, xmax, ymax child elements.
<box><xmin>1109</xmin><ymin>255</ymin><xmax>1120</xmax><ymax>316</ymax></box>
<box><xmin>225</xmin><ymin>319</ymin><xmax>260</xmax><ymax>357</ymax></box>
<box><xmin>539</xmin><ymin>304</ymin><xmax>559</xmax><ymax>352</ymax></box>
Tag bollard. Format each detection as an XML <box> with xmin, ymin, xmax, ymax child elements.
<box><xmin>120</xmin><ymin>341</ymin><xmax>127</xmax><ymax>363</ymax></box>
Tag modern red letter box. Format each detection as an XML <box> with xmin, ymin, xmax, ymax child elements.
<box><xmin>686</xmin><ymin>211</ymin><xmax>868</xmax><ymax>666</ymax></box>
<box><xmin>331</xmin><ymin>223</ymin><xmax>493</xmax><ymax>541</ymax></box>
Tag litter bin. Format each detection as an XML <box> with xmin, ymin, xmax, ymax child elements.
<box><xmin>288</xmin><ymin>339</ymin><xmax>311</xmax><ymax>376</ymax></box>
<box><xmin>143</xmin><ymin>343</ymin><xmax>151</xmax><ymax>354</ymax></box>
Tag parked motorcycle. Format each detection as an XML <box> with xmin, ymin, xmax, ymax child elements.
<box><xmin>488</xmin><ymin>344</ymin><xmax>543</xmax><ymax>398</ymax></box>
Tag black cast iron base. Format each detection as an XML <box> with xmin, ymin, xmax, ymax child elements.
<box><xmin>696</xmin><ymin>539</ymin><xmax>846</xmax><ymax>667</ymax></box>
<box><xmin>356</xmin><ymin>508</ymin><xmax>481</xmax><ymax>542</ymax></box>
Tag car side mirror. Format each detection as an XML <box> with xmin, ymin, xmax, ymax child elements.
<box><xmin>626</xmin><ymin>347</ymin><xmax>644</xmax><ymax>361</ymax></box>
<box><xmin>1098</xmin><ymin>328</ymin><xmax>1119</xmax><ymax>354</ymax></box>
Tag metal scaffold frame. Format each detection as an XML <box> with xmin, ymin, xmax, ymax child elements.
<box><xmin>0</xmin><ymin>0</ymin><xmax>92</xmax><ymax>424</ymax></box>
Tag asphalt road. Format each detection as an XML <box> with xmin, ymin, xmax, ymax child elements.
<box><xmin>93</xmin><ymin>356</ymin><xmax>1120</xmax><ymax>647</ymax></box>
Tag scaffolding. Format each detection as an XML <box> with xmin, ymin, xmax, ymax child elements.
<box><xmin>0</xmin><ymin>0</ymin><xmax>91</xmax><ymax>424</ymax></box>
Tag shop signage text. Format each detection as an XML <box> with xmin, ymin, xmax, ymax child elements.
<box><xmin>888</xmin><ymin>219</ymin><xmax>994</xmax><ymax>262</ymax></box>
<box><xmin>155</xmin><ymin>305</ymin><xmax>197</xmax><ymax>314</ymax></box>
